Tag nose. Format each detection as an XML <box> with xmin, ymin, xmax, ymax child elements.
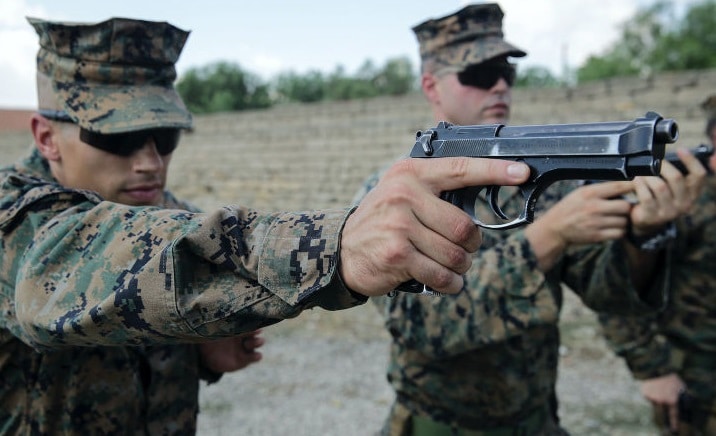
<box><xmin>492</xmin><ymin>77</ymin><xmax>511</xmax><ymax>93</ymax></box>
<box><xmin>131</xmin><ymin>137</ymin><xmax>164</xmax><ymax>172</ymax></box>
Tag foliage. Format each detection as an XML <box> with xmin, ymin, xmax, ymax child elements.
<box><xmin>176</xmin><ymin>61</ymin><xmax>272</xmax><ymax>114</ymax></box>
<box><xmin>274</xmin><ymin>70</ymin><xmax>325</xmax><ymax>103</ymax></box>
<box><xmin>275</xmin><ymin>57</ymin><xmax>416</xmax><ymax>103</ymax></box>
<box><xmin>514</xmin><ymin>66</ymin><xmax>560</xmax><ymax>88</ymax></box>
<box><xmin>649</xmin><ymin>0</ymin><xmax>716</xmax><ymax>70</ymax></box>
<box><xmin>577</xmin><ymin>0</ymin><xmax>716</xmax><ymax>83</ymax></box>
<box><xmin>176</xmin><ymin>0</ymin><xmax>716</xmax><ymax>113</ymax></box>
<box><xmin>373</xmin><ymin>57</ymin><xmax>417</xmax><ymax>95</ymax></box>
<box><xmin>180</xmin><ymin>57</ymin><xmax>417</xmax><ymax>112</ymax></box>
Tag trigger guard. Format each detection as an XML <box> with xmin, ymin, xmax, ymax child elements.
<box><xmin>486</xmin><ymin>186</ymin><xmax>509</xmax><ymax>220</ymax></box>
<box><xmin>442</xmin><ymin>186</ymin><xmax>533</xmax><ymax>230</ymax></box>
<box><xmin>475</xmin><ymin>216</ymin><xmax>530</xmax><ymax>230</ymax></box>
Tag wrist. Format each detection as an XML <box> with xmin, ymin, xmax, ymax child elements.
<box><xmin>524</xmin><ymin>222</ymin><xmax>567</xmax><ymax>271</ymax></box>
<box><xmin>626</xmin><ymin>222</ymin><xmax>677</xmax><ymax>251</ymax></box>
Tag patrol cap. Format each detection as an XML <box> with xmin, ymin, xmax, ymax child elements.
<box><xmin>412</xmin><ymin>3</ymin><xmax>526</xmax><ymax>72</ymax></box>
<box><xmin>701</xmin><ymin>94</ymin><xmax>716</xmax><ymax>118</ymax></box>
<box><xmin>28</xmin><ymin>16</ymin><xmax>193</xmax><ymax>134</ymax></box>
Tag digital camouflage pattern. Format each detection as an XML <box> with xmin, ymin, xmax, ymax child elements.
<box><xmin>353</xmin><ymin>171</ymin><xmax>668</xmax><ymax>434</ymax></box>
<box><xmin>598</xmin><ymin>176</ymin><xmax>716</xmax><ymax>435</ymax></box>
<box><xmin>412</xmin><ymin>3</ymin><xmax>526</xmax><ymax>71</ymax></box>
<box><xmin>0</xmin><ymin>148</ymin><xmax>364</xmax><ymax>434</ymax></box>
<box><xmin>29</xmin><ymin>17</ymin><xmax>193</xmax><ymax>134</ymax></box>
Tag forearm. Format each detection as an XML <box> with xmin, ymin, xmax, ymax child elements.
<box><xmin>11</xmin><ymin>202</ymin><xmax>361</xmax><ymax>349</ymax></box>
<box><xmin>624</xmin><ymin>240</ymin><xmax>663</xmax><ymax>295</ymax></box>
<box><xmin>564</xmin><ymin>241</ymin><xmax>667</xmax><ymax>314</ymax></box>
<box><xmin>523</xmin><ymin>220</ymin><xmax>567</xmax><ymax>272</ymax></box>
<box><xmin>597</xmin><ymin>311</ymin><xmax>675</xmax><ymax>379</ymax></box>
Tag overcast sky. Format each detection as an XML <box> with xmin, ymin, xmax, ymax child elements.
<box><xmin>0</xmin><ymin>0</ymin><xmax>697</xmax><ymax>109</ymax></box>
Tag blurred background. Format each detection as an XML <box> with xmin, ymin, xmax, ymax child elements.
<box><xmin>1</xmin><ymin>1</ymin><xmax>715</xmax><ymax>434</ymax></box>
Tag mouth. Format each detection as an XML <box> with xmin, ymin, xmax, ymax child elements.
<box><xmin>123</xmin><ymin>184</ymin><xmax>163</xmax><ymax>204</ymax></box>
<box><xmin>488</xmin><ymin>102</ymin><xmax>509</xmax><ymax>112</ymax></box>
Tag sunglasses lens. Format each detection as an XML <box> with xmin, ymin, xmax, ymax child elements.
<box><xmin>457</xmin><ymin>63</ymin><xmax>516</xmax><ymax>89</ymax></box>
<box><xmin>80</xmin><ymin>129</ymin><xmax>180</xmax><ymax>156</ymax></box>
<box><xmin>154</xmin><ymin>129</ymin><xmax>181</xmax><ymax>155</ymax></box>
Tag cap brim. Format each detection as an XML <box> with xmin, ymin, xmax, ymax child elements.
<box><xmin>435</xmin><ymin>37</ymin><xmax>527</xmax><ymax>71</ymax></box>
<box><xmin>55</xmin><ymin>82</ymin><xmax>193</xmax><ymax>134</ymax></box>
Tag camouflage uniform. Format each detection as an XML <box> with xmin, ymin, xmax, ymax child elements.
<box><xmin>598</xmin><ymin>176</ymin><xmax>716</xmax><ymax>435</ymax></box>
<box><xmin>354</xmin><ymin>4</ymin><xmax>668</xmax><ymax>435</ymax></box>
<box><xmin>354</xmin><ymin>171</ymin><xmax>668</xmax><ymax>435</ymax></box>
<box><xmin>0</xmin><ymin>18</ymin><xmax>364</xmax><ymax>434</ymax></box>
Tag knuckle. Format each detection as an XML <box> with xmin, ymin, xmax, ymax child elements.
<box><xmin>446</xmin><ymin>246</ymin><xmax>470</xmax><ymax>271</ymax></box>
<box><xmin>449</xmin><ymin>157</ymin><xmax>471</xmax><ymax>179</ymax></box>
<box><xmin>388</xmin><ymin>158</ymin><xmax>415</xmax><ymax>177</ymax></box>
<box><xmin>381</xmin><ymin>240</ymin><xmax>411</xmax><ymax>266</ymax></box>
<box><xmin>451</xmin><ymin>215</ymin><xmax>476</xmax><ymax>244</ymax></box>
<box><xmin>430</xmin><ymin>269</ymin><xmax>454</xmax><ymax>289</ymax></box>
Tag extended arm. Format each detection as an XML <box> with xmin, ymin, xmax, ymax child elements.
<box><xmin>2</xmin><ymin>156</ymin><xmax>531</xmax><ymax>350</ymax></box>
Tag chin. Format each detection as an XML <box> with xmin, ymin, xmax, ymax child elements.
<box><xmin>118</xmin><ymin>195</ymin><xmax>161</xmax><ymax>207</ymax></box>
<box><xmin>483</xmin><ymin>116</ymin><xmax>508</xmax><ymax>125</ymax></box>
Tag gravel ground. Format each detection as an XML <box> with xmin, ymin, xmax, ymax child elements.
<box><xmin>197</xmin><ymin>291</ymin><xmax>658</xmax><ymax>436</ymax></box>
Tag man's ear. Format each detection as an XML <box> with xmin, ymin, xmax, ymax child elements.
<box><xmin>421</xmin><ymin>72</ymin><xmax>439</xmax><ymax>106</ymax></box>
<box><xmin>31</xmin><ymin>114</ymin><xmax>61</xmax><ymax>161</ymax></box>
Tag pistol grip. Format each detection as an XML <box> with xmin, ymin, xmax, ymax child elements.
<box><xmin>394</xmin><ymin>279</ymin><xmax>445</xmax><ymax>296</ymax></box>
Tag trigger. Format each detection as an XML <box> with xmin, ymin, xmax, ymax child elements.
<box><xmin>487</xmin><ymin>186</ymin><xmax>509</xmax><ymax>220</ymax></box>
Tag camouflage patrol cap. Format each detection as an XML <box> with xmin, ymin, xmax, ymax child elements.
<box><xmin>412</xmin><ymin>3</ymin><xmax>526</xmax><ymax>72</ymax></box>
<box><xmin>701</xmin><ymin>94</ymin><xmax>716</xmax><ymax>118</ymax></box>
<box><xmin>28</xmin><ymin>16</ymin><xmax>193</xmax><ymax>134</ymax></box>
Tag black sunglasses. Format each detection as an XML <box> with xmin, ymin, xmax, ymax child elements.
<box><xmin>39</xmin><ymin>109</ymin><xmax>180</xmax><ymax>156</ymax></box>
<box><xmin>457</xmin><ymin>62</ymin><xmax>516</xmax><ymax>89</ymax></box>
<box><xmin>79</xmin><ymin>128</ymin><xmax>180</xmax><ymax>157</ymax></box>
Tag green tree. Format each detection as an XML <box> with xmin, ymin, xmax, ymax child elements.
<box><xmin>271</xmin><ymin>57</ymin><xmax>416</xmax><ymax>103</ymax></box>
<box><xmin>176</xmin><ymin>61</ymin><xmax>271</xmax><ymax>114</ymax></box>
<box><xmin>373</xmin><ymin>56</ymin><xmax>416</xmax><ymax>95</ymax></box>
<box><xmin>275</xmin><ymin>70</ymin><xmax>325</xmax><ymax>103</ymax></box>
<box><xmin>322</xmin><ymin>65</ymin><xmax>369</xmax><ymax>100</ymax></box>
<box><xmin>515</xmin><ymin>66</ymin><xmax>560</xmax><ymax>88</ymax></box>
<box><xmin>576</xmin><ymin>0</ymin><xmax>716</xmax><ymax>83</ymax></box>
<box><xmin>578</xmin><ymin>1</ymin><xmax>671</xmax><ymax>82</ymax></box>
<box><xmin>649</xmin><ymin>0</ymin><xmax>716</xmax><ymax>70</ymax></box>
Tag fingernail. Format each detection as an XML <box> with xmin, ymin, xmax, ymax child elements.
<box><xmin>507</xmin><ymin>163</ymin><xmax>529</xmax><ymax>178</ymax></box>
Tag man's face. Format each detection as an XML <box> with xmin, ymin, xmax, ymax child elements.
<box><xmin>48</xmin><ymin>122</ymin><xmax>173</xmax><ymax>206</ymax></box>
<box><xmin>426</xmin><ymin>59</ymin><xmax>515</xmax><ymax>126</ymax></box>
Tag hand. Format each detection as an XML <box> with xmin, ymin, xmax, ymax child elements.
<box><xmin>199</xmin><ymin>329</ymin><xmax>264</xmax><ymax>373</ymax></box>
<box><xmin>525</xmin><ymin>181</ymin><xmax>635</xmax><ymax>271</ymax></box>
<box><xmin>534</xmin><ymin>181</ymin><xmax>636</xmax><ymax>245</ymax></box>
<box><xmin>630</xmin><ymin>149</ymin><xmax>707</xmax><ymax>236</ymax></box>
<box><xmin>641</xmin><ymin>373</ymin><xmax>686</xmax><ymax>432</ymax></box>
<box><xmin>340</xmin><ymin>157</ymin><xmax>530</xmax><ymax>296</ymax></box>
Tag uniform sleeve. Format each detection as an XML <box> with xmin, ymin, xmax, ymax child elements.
<box><xmin>596</xmin><ymin>310</ymin><xmax>675</xmax><ymax>379</ymax></box>
<box><xmin>561</xmin><ymin>240</ymin><xmax>669</xmax><ymax>314</ymax></box>
<box><xmin>2</xmin><ymin>188</ymin><xmax>364</xmax><ymax>350</ymax></box>
<box><xmin>596</xmin><ymin>180</ymin><xmax>716</xmax><ymax>379</ymax></box>
<box><xmin>558</xmin><ymin>223</ymin><xmax>674</xmax><ymax>379</ymax></box>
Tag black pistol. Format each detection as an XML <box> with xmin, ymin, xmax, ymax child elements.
<box><xmin>410</xmin><ymin>111</ymin><xmax>678</xmax><ymax>230</ymax></box>
<box><xmin>396</xmin><ymin>112</ymin><xmax>678</xmax><ymax>295</ymax></box>
<box><xmin>664</xmin><ymin>143</ymin><xmax>714</xmax><ymax>174</ymax></box>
